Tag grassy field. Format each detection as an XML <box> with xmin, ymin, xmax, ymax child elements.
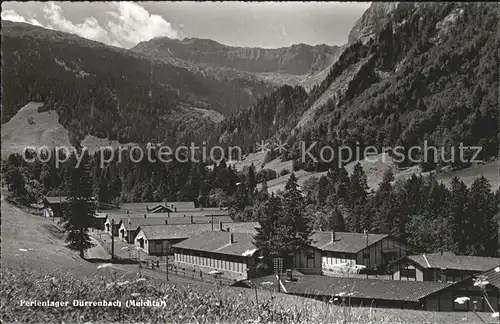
<box><xmin>1</xmin><ymin>265</ymin><xmax>493</xmax><ymax>324</ymax></box>
<box><xmin>232</xmin><ymin>151</ymin><xmax>499</xmax><ymax>195</ymax></box>
<box><xmin>1</xmin><ymin>192</ymin><xmax>98</xmax><ymax>277</ymax></box>
<box><xmin>0</xmin><ymin>102</ymin><xmax>136</xmax><ymax>159</ymax></box>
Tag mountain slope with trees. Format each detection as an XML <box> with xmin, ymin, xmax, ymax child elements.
<box><xmin>215</xmin><ymin>2</ymin><xmax>499</xmax><ymax>172</ymax></box>
<box><xmin>1</xmin><ymin>21</ymin><xmax>274</xmax><ymax>145</ymax></box>
<box><xmin>132</xmin><ymin>37</ymin><xmax>343</xmax><ymax>89</ymax></box>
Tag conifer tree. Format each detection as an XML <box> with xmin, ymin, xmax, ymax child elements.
<box><xmin>466</xmin><ymin>176</ymin><xmax>498</xmax><ymax>256</ymax></box>
<box><xmin>327</xmin><ymin>206</ymin><xmax>346</xmax><ymax>232</ymax></box>
<box><xmin>246</xmin><ymin>163</ymin><xmax>257</xmax><ymax>195</ymax></box>
<box><xmin>280</xmin><ymin>173</ymin><xmax>313</xmax><ymax>251</ymax></box>
<box><xmin>448</xmin><ymin>176</ymin><xmax>469</xmax><ymax>254</ymax></box>
<box><xmin>318</xmin><ymin>175</ymin><xmax>329</xmax><ymax>205</ymax></box>
<box><xmin>62</xmin><ymin>143</ymin><xmax>96</xmax><ymax>259</ymax></box>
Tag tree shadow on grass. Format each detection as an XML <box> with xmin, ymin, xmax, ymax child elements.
<box><xmin>85</xmin><ymin>257</ymin><xmax>138</xmax><ymax>265</ymax></box>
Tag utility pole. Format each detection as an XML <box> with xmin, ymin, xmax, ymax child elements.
<box><xmin>364</xmin><ymin>229</ymin><xmax>369</xmax><ymax>279</ymax></box>
<box><xmin>111</xmin><ymin>219</ymin><xmax>115</xmax><ymax>260</ymax></box>
<box><xmin>165</xmin><ymin>246</ymin><xmax>169</xmax><ymax>281</ymax></box>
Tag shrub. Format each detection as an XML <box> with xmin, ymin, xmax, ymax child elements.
<box><xmin>280</xmin><ymin>168</ymin><xmax>290</xmax><ymax>177</ymax></box>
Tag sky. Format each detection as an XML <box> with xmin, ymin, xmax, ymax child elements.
<box><xmin>1</xmin><ymin>1</ymin><xmax>371</xmax><ymax>49</ymax></box>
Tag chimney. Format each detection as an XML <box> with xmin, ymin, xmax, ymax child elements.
<box><xmin>229</xmin><ymin>233</ymin><xmax>234</xmax><ymax>244</ymax></box>
<box><xmin>190</xmin><ymin>215</ymin><xmax>194</xmax><ymax>224</ymax></box>
<box><xmin>144</xmin><ymin>214</ymin><xmax>147</xmax><ymax>218</ymax></box>
<box><xmin>331</xmin><ymin>230</ymin><xmax>335</xmax><ymax>242</ymax></box>
<box><xmin>440</xmin><ymin>268</ymin><xmax>447</xmax><ymax>282</ymax></box>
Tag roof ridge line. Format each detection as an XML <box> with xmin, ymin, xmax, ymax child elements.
<box><xmin>422</xmin><ymin>254</ymin><xmax>431</xmax><ymax>267</ymax></box>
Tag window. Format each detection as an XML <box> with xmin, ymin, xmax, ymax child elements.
<box><xmin>307</xmin><ymin>252</ymin><xmax>315</xmax><ymax>260</ymax></box>
<box><xmin>400</xmin><ymin>268</ymin><xmax>416</xmax><ymax>280</ymax></box>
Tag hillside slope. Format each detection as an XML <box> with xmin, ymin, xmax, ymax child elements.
<box><xmin>0</xmin><ymin>102</ymin><xmax>145</xmax><ymax>159</ymax></box>
<box><xmin>0</xmin><ymin>193</ymin><xmax>96</xmax><ymax>275</ymax></box>
<box><xmin>1</xmin><ymin>21</ymin><xmax>274</xmax><ymax>145</ymax></box>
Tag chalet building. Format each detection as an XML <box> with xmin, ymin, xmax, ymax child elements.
<box><xmin>134</xmin><ymin>222</ymin><xmax>259</xmax><ymax>255</ymax></box>
<box><xmin>43</xmin><ymin>196</ymin><xmax>97</xmax><ymax>218</ymax></box>
<box><xmin>173</xmin><ymin>231</ymin><xmax>260</xmax><ymax>280</ymax></box>
<box><xmin>118</xmin><ymin>217</ymin><xmax>171</xmax><ymax>243</ymax></box>
<box><xmin>410</xmin><ymin>266</ymin><xmax>500</xmax><ymax>312</ymax></box>
<box><xmin>244</xmin><ymin>266</ymin><xmax>500</xmax><ymax>312</ymax></box>
<box><xmin>244</xmin><ymin>273</ymin><xmax>453</xmax><ymax>310</ymax></box>
<box><xmin>94</xmin><ymin>213</ymin><xmax>107</xmax><ymax>230</ymax></box>
<box><xmin>291</xmin><ymin>246</ymin><xmax>322</xmax><ymax>275</ymax></box>
<box><xmin>43</xmin><ymin>196</ymin><xmax>69</xmax><ymax>218</ymax></box>
<box><xmin>104</xmin><ymin>215</ymin><xmax>123</xmax><ymax>236</ymax></box>
<box><xmin>310</xmin><ymin>231</ymin><xmax>408</xmax><ymax>275</ymax></box>
<box><xmin>392</xmin><ymin>252</ymin><xmax>500</xmax><ymax>283</ymax></box>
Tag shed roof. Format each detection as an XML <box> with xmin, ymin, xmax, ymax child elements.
<box><xmin>310</xmin><ymin>231</ymin><xmax>390</xmax><ymax>254</ymax></box>
<box><xmin>168</xmin><ymin>210</ymin><xmax>230</xmax><ymax>217</ymax></box>
<box><xmin>246</xmin><ymin>275</ymin><xmax>452</xmax><ymax>302</ymax></box>
<box><xmin>173</xmin><ymin>231</ymin><xmax>258</xmax><ymax>257</ymax></box>
<box><xmin>120</xmin><ymin>218</ymin><xmax>170</xmax><ymax>230</ymax></box>
<box><xmin>165</xmin><ymin>201</ymin><xmax>196</xmax><ymax>210</ymax></box>
<box><xmin>403</xmin><ymin>252</ymin><xmax>500</xmax><ymax>272</ymax></box>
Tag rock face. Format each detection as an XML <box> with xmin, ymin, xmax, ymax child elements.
<box><xmin>348</xmin><ymin>2</ymin><xmax>402</xmax><ymax>44</ymax></box>
<box><xmin>132</xmin><ymin>38</ymin><xmax>341</xmax><ymax>76</ymax></box>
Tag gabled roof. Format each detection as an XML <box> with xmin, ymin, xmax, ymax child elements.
<box><xmin>138</xmin><ymin>223</ymin><xmax>215</xmax><ymax>240</ymax></box>
<box><xmin>115</xmin><ymin>212</ymin><xmax>233</xmax><ymax>223</ymax></box>
<box><xmin>148</xmin><ymin>205</ymin><xmax>172</xmax><ymax>213</ymax></box>
<box><xmin>45</xmin><ymin>196</ymin><xmax>69</xmax><ymax>203</ymax></box>
<box><xmin>477</xmin><ymin>266</ymin><xmax>500</xmax><ymax>289</ymax></box>
<box><xmin>119</xmin><ymin>202</ymin><xmax>170</xmax><ymax>213</ymax></box>
<box><xmin>45</xmin><ymin>196</ymin><xmax>96</xmax><ymax>204</ymax></box>
<box><xmin>104</xmin><ymin>214</ymin><xmax>123</xmax><ymax>225</ymax></box>
<box><xmin>247</xmin><ymin>275</ymin><xmax>452</xmax><ymax>302</ymax></box>
<box><xmin>173</xmin><ymin>231</ymin><xmax>258</xmax><ymax>257</ymax></box>
<box><xmin>164</xmin><ymin>215</ymin><xmax>233</xmax><ymax>225</ymax></box>
<box><xmin>403</xmin><ymin>252</ymin><xmax>500</xmax><ymax>272</ymax></box>
<box><xmin>95</xmin><ymin>212</ymin><xmax>108</xmax><ymax>219</ymax></box>
<box><xmin>310</xmin><ymin>231</ymin><xmax>390</xmax><ymax>254</ymax></box>
<box><xmin>138</xmin><ymin>222</ymin><xmax>259</xmax><ymax>240</ymax></box>
<box><xmin>120</xmin><ymin>218</ymin><xmax>170</xmax><ymax>230</ymax></box>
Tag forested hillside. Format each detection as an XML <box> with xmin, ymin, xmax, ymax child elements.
<box><xmin>1</xmin><ymin>21</ymin><xmax>274</xmax><ymax>145</ymax></box>
<box><xmin>216</xmin><ymin>2</ymin><xmax>499</xmax><ymax>171</ymax></box>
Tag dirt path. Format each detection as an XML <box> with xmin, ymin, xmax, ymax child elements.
<box><xmin>85</xmin><ymin>237</ymin><xmax>110</xmax><ymax>260</ymax></box>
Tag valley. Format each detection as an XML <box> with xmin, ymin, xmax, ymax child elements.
<box><xmin>1</xmin><ymin>2</ymin><xmax>499</xmax><ymax>323</ymax></box>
